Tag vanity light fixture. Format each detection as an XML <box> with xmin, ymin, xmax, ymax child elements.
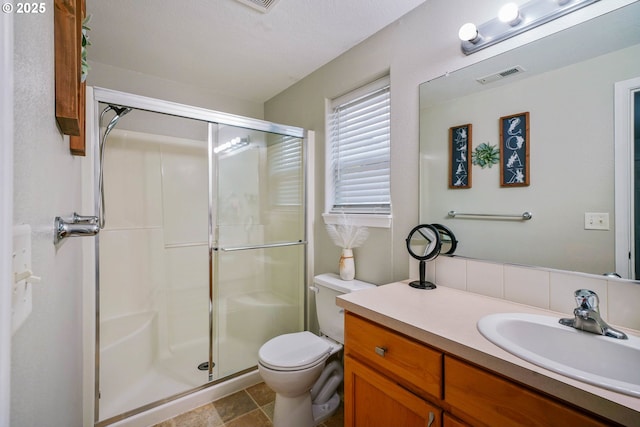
<box><xmin>498</xmin><ymin>3</ymin><xmax>522</xmax><ymax>26</ymax></box>
<box><xmin>458</xmin><ymin>22</ymin><xmax>481</xmax><ymax>44</ymax></box>
<box><xmin>459</xmin><ymin>0</ymin><xmax>600</xmax><ymax>55</ymax></box>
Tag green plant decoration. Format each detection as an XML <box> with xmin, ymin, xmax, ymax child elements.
<box><xmin>472</xmin><ymin>142</ymin><xmax>500</xmax><ymax>169</ymax></box>
<box><xmin>81</xmin><ymin>15</ymin><xmax>91</xmax><ymax>83</ymax></box>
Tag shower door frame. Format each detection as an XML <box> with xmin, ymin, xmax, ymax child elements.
<box><xmin>84</xmin><ymin>87</ymin><xmax>314</xmax><ymax>425</ymax></box>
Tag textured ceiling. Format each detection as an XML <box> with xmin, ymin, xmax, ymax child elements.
<box><xmin>86</xmin><ymin>0</ymin><xmax>427</xmax><ymax>103</ymax></box>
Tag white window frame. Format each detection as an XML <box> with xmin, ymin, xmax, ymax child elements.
<box><xmin>324</xmin><ymin>76</ymin><xmax>392</xmax><ymax>228</ymax></box>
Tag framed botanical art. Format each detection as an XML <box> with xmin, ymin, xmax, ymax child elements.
<box><xmin>449</xmin><ymin>123</ymin><xmax>472</xmax><ymax>189</ymax></box>
<box><xmin>499</xmin><ymin>112</ymin><xmax>530</xmax><ymax>187</ymax></box>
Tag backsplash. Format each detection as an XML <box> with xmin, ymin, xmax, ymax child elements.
<box><xmin>427</xmin><ymin>256</ymin><xmax>640</xmax><ymax>331</ymax></box>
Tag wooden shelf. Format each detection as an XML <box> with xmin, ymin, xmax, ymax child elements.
<box><xmin>54</xmin><ymin>0</ymin><xmax>86</xmax><ymax>156</ymax></box>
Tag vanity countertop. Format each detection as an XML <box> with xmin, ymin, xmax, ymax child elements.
<box><xmin>337</xmin><ymin>281</ymin><xmax>640</xmax><ymax>426</ymax></box>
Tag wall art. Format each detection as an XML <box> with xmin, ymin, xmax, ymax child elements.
<box><xmin>500</xmin><ymin>112</ymin><xmax>530</xmax><ymax>187</ymax></box>
<box><xmin>449</xmin><ymin>124</ymin><xmax>472</xmax><ymax>189</ymax></box>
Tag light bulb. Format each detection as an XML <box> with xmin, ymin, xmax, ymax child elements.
<box><xmin>498</xmin><ymin>3</ymin><xmax>522</xmax><ymax>25</ymax></box>
<box><xmin>458</xmin><ymin>23</ymin><xmax>479</xmax><ymax>42</ymax></box>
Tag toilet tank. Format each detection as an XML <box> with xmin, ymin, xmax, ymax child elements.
<box><xmin>313</xmin><ymin>273</ymin><xmax>376</xmax><ymax>344</ymax></box>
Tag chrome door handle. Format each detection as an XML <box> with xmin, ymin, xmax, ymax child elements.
<box><xmin>427</xmin><ymin>411</ymin><xmax>435</xmax><ymax>427</ymax></box>
<box><xmin>374</xmin><ymin>346</ymin><xmax>387</xmax><ymax>357</ymax></box>
<box><xmin>215</xmin><ymin>240</ymin><xmax>306</xmax><ymax>252</ymax></box>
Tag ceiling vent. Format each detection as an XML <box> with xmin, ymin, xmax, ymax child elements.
<box><xmin>476</xmin><ymin>65</ymin><xmax>526</xmax><ymax>85</ymax></box>
<box><xmin>234</xmin><ymin>0</ymin><xmax>280</xmax><ymax>13</ymax></box>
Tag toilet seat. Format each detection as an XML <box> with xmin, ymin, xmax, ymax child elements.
<box><xmin>259</xmin><ymin>331</ymin><xmax>332</xmax><ymax>371</ymax></box>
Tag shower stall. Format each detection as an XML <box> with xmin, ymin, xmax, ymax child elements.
<box><xmin>84</xmin><ymin>88</ymin><xmax>310</xmax><ymax>425</ymax></box>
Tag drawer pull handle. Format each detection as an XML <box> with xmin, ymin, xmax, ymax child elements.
<box><xmin>374</xmin><ymin>346</ymin><xmax>387</xmax><ymax>357</ymax></box>
<box><xmin>427</xmin><ymin>411</ymin><xmax>435</xmax><ymax>427</ymax></box>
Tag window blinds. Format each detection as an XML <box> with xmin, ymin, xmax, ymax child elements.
<box><xmin>268</xmin><ymin>135</ymin><xmax>302</xmax><ymax>206</ymax></box>
<box><xmin>329</xmin><ymin>79</ymin><xmax>390</xmax><ymax>214</ymax></box>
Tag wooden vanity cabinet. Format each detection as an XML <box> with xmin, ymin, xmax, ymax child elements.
<box><xmin>344</xmin><ymin>312</ymin><xmax>616</xmax><ymax>427</ymax></box>
<box><xmin>344</xmin><ymin>312</ymin><xmax>442</xmax><ymax>426</ymax></box>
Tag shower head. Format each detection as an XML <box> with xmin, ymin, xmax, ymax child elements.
<box><xmin>98</xmin><ymin>104</ymin><xmax>133</xmax><ymax>230</ymax></box>
<box><xmin>103</xmin><ymin>105</ymin><xmax>132</xmax><ymax>136</ymax></box>
<box><xmin>111</xmin><ymin>105</ymin><xmax>131</xmax><ymax>117</ymax></box>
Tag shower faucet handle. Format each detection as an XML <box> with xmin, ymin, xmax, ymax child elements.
<box><xmin>54</xmin><ymin>215</ymin><xmax>100</xmax><ymax>244</ymax></box>
<box><xmin>72</xmin><ymin>212</ymin><xmax>98</xmax><ymax>224</ymax></box>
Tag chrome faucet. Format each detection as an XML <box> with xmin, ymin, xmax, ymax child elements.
<box><xmin>559</xmin><ymin>289</ymin><xmax>627</xmax><ymax>339</ymax></box>
<box><xmin>54</xmin><ymin>213</ymin><xmax>100</xmax><ymax>244</ymax></box>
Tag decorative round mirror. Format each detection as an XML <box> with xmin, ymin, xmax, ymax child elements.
<box><xmin>405</xmin><ymin>224</ymin><xmax>441</xmax><ymax>289</ymax></box>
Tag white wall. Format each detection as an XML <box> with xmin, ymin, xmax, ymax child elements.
<box><xmin>12</xmin><ymin>1</ymin><xmax>84</xmax><ymax>425</ymax></box>
<box><xmin>88</xmin><ymin>61</ymin><xmax>265</xmax><ymax>120</ymax></box>
<box><xmin>264</xmin><ymin>0</ymin><xmax>636</xmax><ymax>286</ymax></box>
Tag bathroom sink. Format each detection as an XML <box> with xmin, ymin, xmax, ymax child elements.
<box><xmin>477</xmin><ymin>313</ymin><xmax>640</xmax><ymax>397</ymax></box>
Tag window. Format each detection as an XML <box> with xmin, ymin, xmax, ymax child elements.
<box><xmin>326</xmin><ymin>76</ymin><xmax>391</xmax><ymax>222</ymax></box>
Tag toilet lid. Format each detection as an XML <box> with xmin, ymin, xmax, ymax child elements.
<box><xmin>259</xmin><ymin>331</ymin><xmax>332</xmax><ymax>371</ymax></box>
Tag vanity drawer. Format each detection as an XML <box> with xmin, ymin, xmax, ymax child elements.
<box><xmin>345</xmin><ymin>312</ymin><xmax>443</xmax><ymax>399</ymax></box>
<box><xmin>444</xmin><ymin>356</ymin><xmax>611</xmax><ymax>427</ymax></box>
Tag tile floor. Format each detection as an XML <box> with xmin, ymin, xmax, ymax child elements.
<box><xmin>154</xmin><ymin>382</ymin><xmax>344</xmax><ymax>427</ymax></box>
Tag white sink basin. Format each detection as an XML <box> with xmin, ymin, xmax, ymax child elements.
<box><xmin>477</xmin><ymin>313</ymin><xmax>640</xmax><ymax>397</ymax></box>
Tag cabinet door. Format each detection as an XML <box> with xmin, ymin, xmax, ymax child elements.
<box><xmin>345</xmin><ymin>355</ymin><xmax>441</xmax><ymax>427</ymax></box>
<box><xmin>445</xmin><ymin>356</ymin><xmax>611</xmax><ymax>427</ymax></box>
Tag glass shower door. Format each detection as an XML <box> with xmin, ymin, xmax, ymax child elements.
<box><xmin>95</xmin><ymin>93</ymin><xmax>307</xmax><ymax>424</ymax></box>
<box><xmin>212</xmin><ymin>125</ymin><xmax>306</xmax><ymax>377</ymax></box>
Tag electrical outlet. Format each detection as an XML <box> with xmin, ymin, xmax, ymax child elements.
<box><xmin>584</xmin><ymin>212</ymin><xmax>609</xmax><ymax>230</ymax></box>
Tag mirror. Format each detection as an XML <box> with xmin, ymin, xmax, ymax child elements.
<box><xmin>406</xmin><ymin>224</ymin><xmax>458</xmax><ymax>289</ymax></box>
<box><xmin>433</xmin><ymin>224</ymin><xmax>458</xmax><ymax>256</ymax></box>
<box><xmin>419</xmin><ymin>3</ymin><xmax>640</xmax><ymax>277</ymax></box>
<box><xmin>406</xmin><ymin>224</ymin><xmax>441</xmax><ymax>289</ymax></box>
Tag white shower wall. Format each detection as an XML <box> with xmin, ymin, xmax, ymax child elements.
<box><xmin>97</xmin><ymin>129</ymin><xmax>211</xmax><ymax>419</ymax></box>
<box><xmin>100</xmin><ymin>129</ymin><xmax>209</xmax><ymax>354</ymax></box>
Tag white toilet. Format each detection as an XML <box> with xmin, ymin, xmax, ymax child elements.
<box><xmin>258</xmin><ymin>273</ymin><xmax>375</xmax><ymax>427</ymax></box>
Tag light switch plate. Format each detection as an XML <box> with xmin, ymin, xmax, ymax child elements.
<box><xmin>584</xmin><ymin>212</ymin><xmax>609</xmax><ymax>230</ymax></box>
<box><xmin>12</xmin><ymin>224</ymin><xmax>33</xmax><ymax>334</ymax></box>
